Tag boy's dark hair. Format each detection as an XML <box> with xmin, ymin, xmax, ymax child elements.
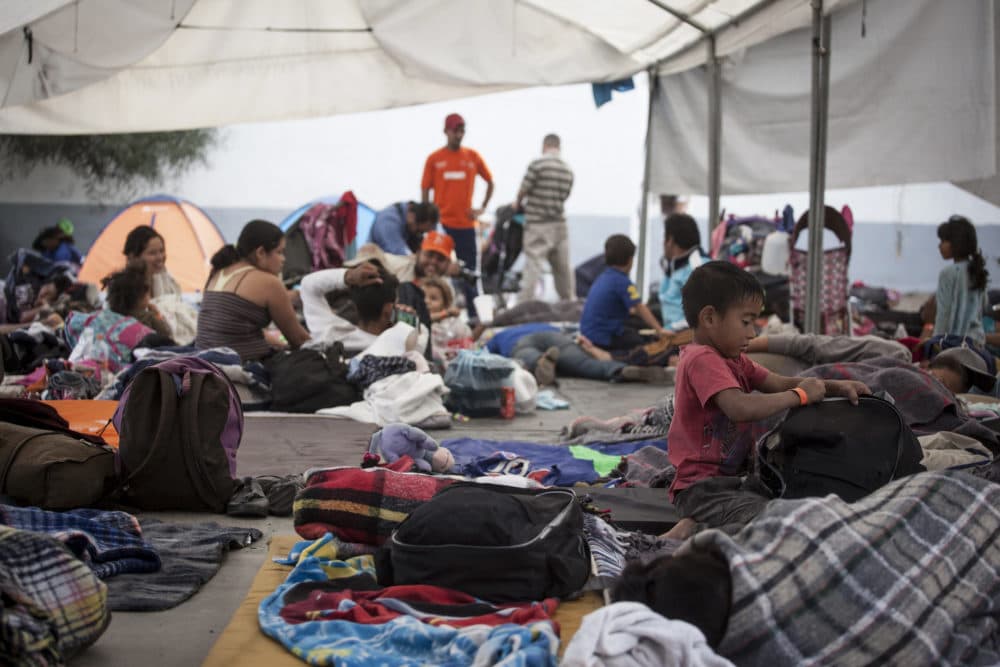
<box><xmin>665</xmin><ymin>213</ymin><xmax>700</xmax><ymax>251</ymax></box>
<box><xmin>605</xmin><ymin>234</ymin><xmax>636</xmax><ymax>266</ymax></box>
<box><xmin>349</xmin><ymin>261</ymin><xmax>399</xmax><ymax>322</ymax></box>
<box><xmin>682</xmin><ymin>260</ymin><xmax>764</xmax><ymax>326</ymax></box>
<box><xmin>611</xmin><ymin>550</ymin><xmax>732</xmax><ymax>649</ymax></box>
<box><xmin>927</xmin><ymin>355</ymin><xmax>970</xmax><ymax>391</ymax></box>
<box><xmin>102</xmin><ymin>266</ymin><xmax>150</xmax><ymax>316</ymax></box>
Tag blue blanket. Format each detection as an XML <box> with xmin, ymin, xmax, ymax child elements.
<box><xmin>259</xmin><ymin>535</ymin><xmax>558</xmax><ymax>667</ymax></box>
<box><xmin>441</xmin><ymin>438</ymin><xmax>667</xmax><ymax>486</ymax></box>
<box><xmin>0</xmin><ymin>505</ymin><xmax>160</xmax><ymax>579</ymax></box>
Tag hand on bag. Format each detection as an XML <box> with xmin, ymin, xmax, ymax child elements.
<box><xmin>826</xmin><ymin>379</ymin><xmax>871</xmax><ymax>405</ymax></box>
<box><xmin>797</xmin><ymin>377</ymin><xmax>826</xmax><ymax>404</ymax></box>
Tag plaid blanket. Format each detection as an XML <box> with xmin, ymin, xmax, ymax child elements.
<box><xmin>294</xmin><ymin>458</ymin><xmax>455</xmax><ymax>545</ymax></box>
<box><xmin>803</xmin><ymin>356</ymin><xmax>1000</xmax><ymax>451</ymax></box>
<box><xmin>0</xmin><ymin>525</ymin><xmax>109</xmax><ymax>663</ymax></box>
<box><xmin>694</xmin><ymin>471</ymin><xmax>1000</xmax><ymax>666</ymax></box>
<box><xmin>0</xmin><ymin>505</ymin><xmax>160</xmax><ymax>579</ymax></box>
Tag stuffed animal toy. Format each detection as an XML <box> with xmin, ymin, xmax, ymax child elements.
<box><xmin>368</xmin><ymin>423</ymin><xmax>455</xmax><ymax>473</ymax></box>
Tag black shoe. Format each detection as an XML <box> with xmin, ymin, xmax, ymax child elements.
<box><xmin>257</xmin><ymin>474</ymin><xmax>305</xmax><ymax>516</ymax></box>
<box><xmin>226</xmin><ymin>477</ymin><xmax>269</xmax><ymax>517</ymax></box>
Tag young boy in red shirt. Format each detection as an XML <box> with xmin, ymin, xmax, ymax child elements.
<box><xmin>666</xmin><ymin>261</ymin><xmax>869</xmax><ymax>538</ymax></box>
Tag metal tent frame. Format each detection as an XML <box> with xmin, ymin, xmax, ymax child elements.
<box><xmin>638</xmin><ymin>0</ymin><xmax>832</xmax><ymax>333</ymax></box>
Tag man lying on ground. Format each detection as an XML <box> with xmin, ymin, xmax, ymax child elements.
<box><xmin>484</xmin><ymin>322</ymin><xmax>674</xmax><ymax>387</ymax></box>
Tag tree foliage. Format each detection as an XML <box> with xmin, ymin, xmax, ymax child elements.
<box><xmin>0</xmin><ymin>129</ymin><xmax>218</xmax><ymax>200</ymax></box>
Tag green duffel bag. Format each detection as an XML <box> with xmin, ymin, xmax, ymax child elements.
<box><xmin>0</xmin><ymin>422</ymin><xmax>117</xmax><ymax>510</ymax></box>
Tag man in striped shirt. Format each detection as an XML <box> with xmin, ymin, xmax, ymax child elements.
<box><xmin>515</xmin><ymin>134</ymin><xmax>575</xmax><ymax>301</ymax></box>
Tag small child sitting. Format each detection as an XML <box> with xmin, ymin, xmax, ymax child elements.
<box><xmin>422</xmin><ymin>276</ymin><xmax>472</xmax><ymax>363</ymax></box>
<box><xmin>103</xmin><ymin>265</ymin><xmax>173</xmax><ymax>340</ymax></box>
<box><xmin>579</xmin><ymin>234</ymin><xmax>665</xmax><ymax>352</ymax></box>
<box><xmin>666</xmin><ymin>261</ymin><xmax>869</xmax><ymax>538</ymax></box>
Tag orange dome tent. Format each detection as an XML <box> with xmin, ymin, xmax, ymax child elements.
<box><xmin>79</xmin><ymin>196</ymin><xmax>225</xmax><ymax>293</ymax></box>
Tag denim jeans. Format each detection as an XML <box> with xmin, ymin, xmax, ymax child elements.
<box><xmin>443</xmin><ymin>225</ymin><xmax>479</xmax><ymax>321</ymax></box>
<box><xmin>511</xmin><ymin>330</ymin><xmax>625</xmax><ymax>381</ymax></box>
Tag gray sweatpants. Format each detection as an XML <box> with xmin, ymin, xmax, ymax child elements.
<box><xmin>766</xmin><ymin>334</ymin><xmax>911</xmax><ymax>366</ymax></box>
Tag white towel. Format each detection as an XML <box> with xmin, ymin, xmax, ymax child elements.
<box><xmin>561</xmin><ymin>602</ymin><xmax>735</xmax><ymax>667</ymax></box>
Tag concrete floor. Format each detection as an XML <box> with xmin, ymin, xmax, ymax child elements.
<box><xmin>71</xmin><ymin>378</ymin><xmax>670</xmax><ymax>666</ymax></box>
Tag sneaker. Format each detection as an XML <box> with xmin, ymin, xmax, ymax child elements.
<box><xmin>621</xmin><ymin>365</ymin><xmax>675</xmax><ymax>385</ymax></box>
<box><xmin>226</xmin><ymin>477</ymin><xmax>269</xmax><ymax>517</ymax></box>
<box><xmin>534</xmin><ymin>346</ymin><xmax>560</xmax><ymax>387</ymax></box>
<box><xmin>256</xmin><ymin>474</ymin><xmax>305</xmax><ymax>517</ymax></box>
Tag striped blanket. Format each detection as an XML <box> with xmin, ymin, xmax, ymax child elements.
<box><xmin>694</xmin><ymin>471</ymin><xmax>1000</xmax><ymax>666</ymax></box>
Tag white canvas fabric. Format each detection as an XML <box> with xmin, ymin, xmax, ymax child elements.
<box><xmin>0</xmin><ymin>0</ymin><xmax>831</xmax><ymax>134</ymax></box>
<box><xmin>649</xmin><ymin>0</ymin><xmax>996</xmax><ymax>194</ymax></box>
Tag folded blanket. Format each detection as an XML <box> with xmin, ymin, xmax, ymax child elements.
<box><xmin>695</xmin><ymin>471</ymin><xmax>1000</xmax><ymax>666</ymax></box>
<box><xmin>294</xmin><ymin>459</ymin><xmax>455</xmax><ymax>544</ymax></box>
<box><xmin>0</xmin><ymin>525</ymin><xmax>109</xmax><ymax>664</ymax></box>
<box><xmin>0</xmin><ymin>505</ymin><xmax>160</xmax><ymax>579</ymax></box>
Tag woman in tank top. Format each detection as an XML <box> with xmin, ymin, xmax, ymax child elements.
<box><xmin>196</xmin><ymin>220</ymin><xmax>310</xmax><ymax>361</ymax></box>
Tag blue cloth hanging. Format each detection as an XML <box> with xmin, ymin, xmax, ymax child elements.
<box><xmin>592</xmin><ymin>77</ymin><xmax>635</xmax><ymax>108</ymax></box>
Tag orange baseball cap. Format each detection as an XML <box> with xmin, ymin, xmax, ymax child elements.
<box><xmin>421</xmin><ymin>230</ymin><xmax>454</xmax><ymax>257</ymax></box>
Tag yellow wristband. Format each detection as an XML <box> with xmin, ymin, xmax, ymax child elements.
<box><xmin>791</xmin><ymin>387</ymin><xmax>809</xmax><ymax>406</ymax></box>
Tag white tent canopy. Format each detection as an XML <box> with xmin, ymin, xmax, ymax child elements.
<box><xmin>649</xmin><ymin>0</ymin><xmax>997</xmax><ymax>197</ymax></box>
<box><xmin>0</xmin><ymin>0</ymin><xmax>847</xmax><ymax>134</ymax></box>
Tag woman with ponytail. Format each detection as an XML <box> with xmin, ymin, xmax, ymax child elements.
<box><xmin>934</xmin><ymin>215</ymin><xmax>989</xmax><ymax>344</ymax></box>
<box><xmin>195</xmin><ymin>220</ymin><xmax>310</xmax><ymax>360</ymax></box>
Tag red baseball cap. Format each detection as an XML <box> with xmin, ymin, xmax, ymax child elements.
<box><xmin>444</xmin><ymin>113</ymin><xmax>465</xmax><ymax>131</ymax></box>
<box><xmin>421</xmin><ymin>230</ymin><xmax>455</xmax><ymax>257</ymax></box>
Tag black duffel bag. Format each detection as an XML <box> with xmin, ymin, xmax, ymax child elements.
<box><xmin>386</xmin><ymin>484</ymin><xmax>591</xmax><ymax>602</ymax></box>
<box><xmin>264</xmin><ymin>342</ymin><xmax>358</xmax><ymax>413</ymax></box>
<box><xmin>757</xmin><ymin>395</ymin><xmax>925</xmax><ymax>503</ymax></box>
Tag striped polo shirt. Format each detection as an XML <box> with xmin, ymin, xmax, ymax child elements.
<box><xmin>519</xmin><ymin>154</ymin><xmax>574</xmax><ymax>224</ymax></box>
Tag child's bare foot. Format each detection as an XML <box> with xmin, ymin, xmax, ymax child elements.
<box><xmin>577</xmin><ymin>334</ymin><xmax>613</xmax><ymax>361</ymax></box>
<box><xmin>661</xmin><ymin>517</ymin><xmax>698</xmax><ymax>540</ymax></box>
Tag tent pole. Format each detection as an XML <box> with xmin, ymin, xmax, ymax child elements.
<box><xmin>636</xmin><ymin>67</ymin><xmax>657</xmax><ymax>298</ymax></box>
<box><xmin>707</xmin><ymin>35</ymin><xmax>722</xmax><ymax>235</ymax></box>
<box><xmin>805</xmin><ymin>1</ymin><xmax>831</xmax><ymax>334</ymax></box>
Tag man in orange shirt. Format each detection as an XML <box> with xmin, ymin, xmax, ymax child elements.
<box><xmin>421</xmin><ymin>113</ymin><xmax>494</xmax><ymax>321</ymax></box>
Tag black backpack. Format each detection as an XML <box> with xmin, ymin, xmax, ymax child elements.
<box><xmin>386</xmin><ymin>484</ymin><xmax>591</xmax><ymax>602</ymax></box>
<box><xmin>757</xmin><ymin>395</ymin><xmax>925</xmax><ymax>503</ymax></box>
<box><xmin>265</xmin><ymin>343</ymin><xmax>359</xmax><ymax>413</ymax></box>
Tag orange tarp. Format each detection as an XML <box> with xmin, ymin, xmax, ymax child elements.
<box><xmin>42</xmin><ymin>399</ymin><xmax>119</xmax><ymax>448</ymax></box>
<box><xmin>78</xmin><ymin>197</ymin><xmax>224</xmax><ymax>292</ymax></box>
